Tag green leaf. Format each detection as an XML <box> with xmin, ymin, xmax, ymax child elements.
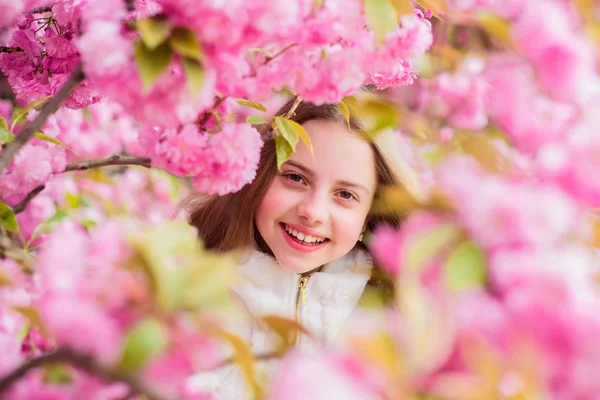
<box><xmin>275</xmin><ymin>135</ymin><xmax>293</xmax><ymax>170</ymax></box>
<box><xmin>273</xmin><ymin>116</ymin><xmax>299</xmax><ymax>149</ymax></box>
<box><xmin>363</xmin><ymin>0</ymin><xmax>398</xmax><ymax>43</ymax></box>
<box><xmin>246</xmin><ymin>115</ymin><xmax>267</xmax><ymax>125</ymax></box>
<box><xmin>181</xmin><ymin>58</ymin><xmax>205</xmax><ymax>96</ymax></box>
<box><xmin>413</xmin><ymin>0</ymin><xmax>449</xmax><ymax>20</ymax></box>
<box><xmin>13</xmin><ymin>306</ymin><xmax>49</xmax><ymax>337</ymax></box>
<box><xmin>134</xmin><ymin>40</ymin><xmax>172</xmax><ymax>91</ymax></box>
<box><xmin>34</xmin><ymin>132</ymin><xmax>76</xmax><ymax>154</ymax></box>
<box><xmin>338</xmin><ymin>101</ymin><xmax>350</xmax><ymax>128</ymax></box>
<box><xmin>0</xmin><ymin>200</ymin><xmax>20</xmax><ymax>234</ymax></box>
<box><xmin>0</xmin><ymin>128</ymin><xmax>14</xmax><ymax>145</ymax></box>
<box><xmin>11</xmin><ymin>96</ymin><xmax>51</xmax><ymax>130</ymax></box>
<box><xmin>136</xmin><ymin>17</ymin><xmax>172</xmax><ymax>50</ymax></box>
<box><xmin>444</xmin><ymin>240</ymin><xmax>487</xmax><ymax>292</ymax></box>
<box><xmin>475</xmin><ymin>12</ymin><xmax>514</xmax><ymax>48</ymax></box>
<box><xmin>261</xmin><ymin>315</ymin><xmax>312</xmax><ymax>355</ymax></box>
<box><xmin>0</xmin><ymin>115</ymin><xmax>8</xmax><ymax>132</ymax></box>
<box><xmin>287</xmin><ymin>119</ymin><xmax>313</xmax><ymax>154</ymax></box>
<box><xmin>169</xmin><ymin>27</ymin><xmax>203</xmax><ymax>61</ymax></box>
<box><xmin>389</xmin><ymin>0</ymin><xmax>415</xmax><ymax>18</ymax></box>
<box><xmin>405</xmin><ymin>224</ymin><xmax>461</xmax><ymax>272</ymax></box>
<box><xmin>81</xmin><ymin>219</ymin><xmax>98</xmax><ymax>230</ymax></box>
<box><xmin>42</xmin><ymin>364</ymin><xmax>73</xmax><ymax>385</ymax></box>
<box><xmin>118</xmin><ymin>318</ymin><xmax>169</xmax><ymax>372</ymax></box>
<box><xmin>236</xmin><ymin>99</ymin><xmax>267</xmax><ymax>113</ymax></box>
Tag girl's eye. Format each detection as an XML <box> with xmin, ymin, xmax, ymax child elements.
<box><xmin>338</xmin><ymin>190</ymin><xmax>357</xmax><ymax>201</ymax></box>
<box><xmin>284</xmin><ymin>173</ymin><xmax>306</xmax><ymax>184</ymax></box>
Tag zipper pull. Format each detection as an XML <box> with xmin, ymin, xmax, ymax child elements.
<box><xmin>298</xmin><ymin>276</ymin><xmax>309</xmax><ymax>306</ymax></box>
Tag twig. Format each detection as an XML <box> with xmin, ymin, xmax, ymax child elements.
<box><xmin>64</xmin><ymin>155</ymin><xmax>152</xmax><ymax>172</ymax></box>
<box><xmin>213</xmin><ymin>351</ymin><xmax>279</xmax><ymax>370</ymax></box>
<box><xmin>284</xmin><ymin>95</ymin><xmax>302</xmax><ymax>119</ymax></box>
<box><xmin>0</xmin><ymin>64</ymin><xmax>85</xmax><ymax>174</ymax></box>
<box><xmin>10</xmin><ymin>155</ymin><xmax>152</xmax><ymax>215</ymax></box>
<box><xmin>264</xmin><ymin>43</ymin><xmax>298</xmax><ymax>65</ymax></box>
<box><xmin>12</xmin><ymin>185</ymin><xmax>45</xmax><ymax>214</ymax></box>
<box><xmin>0</xmin><ymin>348</ymin><xmax>169</xmax><ymax>400</ymax></box>
<box><xmin>29</xmin><ymin>6</ymin><xmax>53</xmax><ymax>14</ymax></box>
<box><xmin>197</xmin><ymin>96</ymin><xmax>228</xmax><ymax>127</ymax></box>
<box><xmin>0</xmin><ymin>47</ymin><xmax>23</xmax><ymax>53</ymax></box>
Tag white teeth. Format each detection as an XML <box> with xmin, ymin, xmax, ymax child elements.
<box><xmin>284</xmin><ymin>224</ymin><xmax>326</xmax><ymax>243</ymax></box>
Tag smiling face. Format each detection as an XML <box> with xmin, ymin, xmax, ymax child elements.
<box><xmin>255</xmin><ymin>119</ymin><xmax>378</xmax><ymax>274</ymax></box>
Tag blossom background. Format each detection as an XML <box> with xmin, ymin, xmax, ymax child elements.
<box><xmin>1</xmin><ymin>0</ymin><xmax>600</xmax><ymax>399</ymax></box>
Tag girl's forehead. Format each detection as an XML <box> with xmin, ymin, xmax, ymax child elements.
<box><xmin>288</xmin><ymin>119</ymin><xmax>378</xmax><ymax>190</ymax></box>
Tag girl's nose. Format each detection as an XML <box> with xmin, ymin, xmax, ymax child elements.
<box><xmin>297</xmin><ymin>193</ymin><xmax>329</xmax><ymax>226</ymax></box>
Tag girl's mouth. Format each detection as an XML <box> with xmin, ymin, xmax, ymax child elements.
<box><xmin>279</xmin><ymin>223</ymin><xmax>329</xmax><ymax>253</ymax></box>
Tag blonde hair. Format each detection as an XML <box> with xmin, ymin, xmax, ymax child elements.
<box><xmin>179</xmin><ymin>98</ymin><xmax>423</xmax><ymax>254</ymax></box>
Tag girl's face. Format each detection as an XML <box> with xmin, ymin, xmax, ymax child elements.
<box><xmin>255</xmin><ymin>119</ymin><xmax>378</xmax><ymax>274</ymax></box>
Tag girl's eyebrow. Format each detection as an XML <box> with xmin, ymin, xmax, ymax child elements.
<box><xmin>284</xmin><ymin>160</ymin><xmax>371</xmax><ymax>194</ymax></box>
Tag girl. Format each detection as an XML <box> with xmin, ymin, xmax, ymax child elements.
<box><xmin>183</xmin><ymin>97</ymin><xmax>423</xmax><ymax>399</ymax></box>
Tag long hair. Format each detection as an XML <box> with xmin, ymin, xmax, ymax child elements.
<box><xmin>179</xmin><ymin>97</ymin><xmax>423</xmax><ymax>255</ymax></box>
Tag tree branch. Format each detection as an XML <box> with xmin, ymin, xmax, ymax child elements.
<box><xmin>284</xmin><ymin>95</ymin><xmax>302</xmax><ymax>119</ymax></box>
<box><xmin>64</xmin><ymin>155</ymin><xmax>152</xmax><ymax>172</ymax></box>
<box><xmin>0</xmin><ymin>348</ymin><xmax>169</xmax><ymax>400</ymax></box>
<box><xmin>12</xmin><ymin>185</ymin><xmax>45</xmax><ymax>214</ymax></box>
<box><xmin>29</xmin><ymin>6</ymin><xmax>53</xmax><ymax>14</ymax></box>
<box><xmin>0</xmin><ymin>64</ymin><xmax>85</xmax><ymax>174</ymax></box>
<box><xmin>0</xmin><ymin>47</ymin><xmax>23</xmax><ymax>53</ymax></box>
<box><xmin>125</xmin><ymin>0</ymin><xmax>136</xmax><ymax>12</ymax></box>
<box><xmin>264</xmin><ymin>43</ymin><xmax>298</xmax><ymax>65</ymax></box>
<box><xmin>10</xmin><ymin>155</ymin><xmax>152</xmax><ymax>214</ymax></box>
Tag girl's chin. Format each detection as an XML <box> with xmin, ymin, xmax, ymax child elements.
<box><xmin>274</xmin><ymin>254</ymin><xmax>323</xmax><ymax>274</ymax></box>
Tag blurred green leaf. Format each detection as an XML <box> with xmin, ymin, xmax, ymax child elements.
<box><xmin>11</xmin><ymin>96</ymin><xmax>51</xmax><ymax>130</ymax></box>
<box><xmin>275</xmin><ymin>135</ymin><xmax>293</xmax><ymax>170</ymax></box>
<box><xmin>134</xmin><ymin>40</ymin><xmax>172</xmax><ymax>91</ymax></box>
<box><xmin>261</xmin><ymin>315</ymin><xmax>311</xmax><ymax>355</ymax></box>
<box><xmin>170</xmin><ymin>27</ymin><xmax>203</xmax><ymax>61</ymax></box>
<box><xmin>34</xmin><ymin>132</ymin><xmax>76</xmax><ymax>154</ymax></box>
<box><xmin>42</xmin><ymin>364</ymin><xmax>73</xmax><ymax>385</ymax></box>
<box><xmin>345</xmin><ymin>95</ymin><xmax>400</xmax><ymax>139</ymax></box>
<box><xmin>0</xmin><ymin>200</ymin><xmax>20</xmax><ymax>234</ymax></box>
<box><xmin>337</xmin><ymin>101</ymin><xmax>350</xmax><ymax>128</ymax></box>
<box><xmin>118</xmin><ymin>317</ymin><xmax>169</xmax><ymax>372</ymax></box>
<box><xmin>413</xmin><ymin>0</ymin><xmax>449</xmax><ymax>20</ymax></box>
<box><xmin>246</xmin><ymin>115</ymin><xmax>267</xmax><ymax>125</ymax></box>
<box><xmin>461</xmin><ymin>134</ymin><xmax>508</xmax><ymax>173</ymax></box>
<box><xmin>0</xmin><ymin>270</ymin><xmax>12</xmax><ymax>287</ymax></box>
<box><xmin>475</xmin><ymin>12</ymin><xmax>514</xmax><ymax>48</ymax></box>
<box><xmin>237</xmin><ymin>99</ymin><xmax>268</xmax><ymax>112</ymax></box>
<box><xmin>0</xmin><ymin>128</ymin><xmax>14</xmax><ymax>145</ymax></box>
<box><xmin>182</xmin><ymin>58</ymin><xmax>205</xmax><ymax>95</ymax></box>
<box><xmin>0</xmin><ymin>115</ymin><xmax>8</xmax><ymax>132</ymax></box>
<box><xmin>405</xmin><ymin>224</ymin><xmax>461</xmax><ymax>272</ymax></box>
<box><xmin>136</xmin><ymin>17</ymin><xmax>172</xmax><ymax>50</ymax></box>
<box><xmin>13</xmin><ymin>306</ymin><xmax>50</xmax><ymax>337</ymax></box>
<box><xmin>364</xmin><ymin>0</ymin><xmax>398</xmax><ymax>43</ymax></box>
<box><xmin>389</xmin><ymin>0</ymin><xmax>415</xmax><ymax>18</ymax></box>
<box><xmin>444</xmin><ymin>240</ymin><xmax>487</xmax><ymax>292</ymax></box>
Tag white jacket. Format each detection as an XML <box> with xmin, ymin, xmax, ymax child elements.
<box><xmin>188</xmin><ymin>248</ymin><xmax>373</xmax><ymax>399</ymax></box>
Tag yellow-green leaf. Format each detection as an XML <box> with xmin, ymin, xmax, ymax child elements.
<box><xmin>261</xmin><ymin>315</ymin><xmax>311</xmax><ymax>354</ymax></box>
<box><xmin>364</xmin><ymin>0</ymin><xmax>398</xmax><ymax>43</ymax></box>
<box><xmin>34</xmin><ymin>132</ymin><xmax>76</xmax><ymax>154</ymax></box>
<box><xmin>134</xmin><ymin>40</ymin><xmax>172</xmax><ymax>91</ymax></box>
<box><xmin>0</xmin><ymin>200</ymin><xmax>20</xmax><ymax>234</ymax></box>
<box><xmin>389</xmin><ymin>0</ymin><xmax>415</xmax><ymax>18</ymax></box>
<box><xmin>338</xmin><ymin>101</ymin><xmax>350</xmax><ymax>128</ymax></box>
<box><xmin>237</xmin><ymin>99</ymin><xmax>267</xmax><ymax>112</ymax></box>
<box><xmin>209</xmin><ymin>327</ymin><xmax>263</xmax><ymax>398</ymax></box>
<box><xmin>169</xmin><ymin>27</ymin><xmax>203</xmax><ymax>61</ymax></box>
<box><xmin>413</xmin><ymin>0</ymin><xmax>449</xmax><ymax>20</ymax></box>
<box><xmin>461</xmin><ymin>134</ymin><xmax>508</xmax><ymax>173</ymax></box>
<box><xmin>444</xmin><ymin>240</ymin><xmax>487</xmax><ymax>292</ymax></box>
<box><xmin>13</xmin><ymin>306</ymin><xmax>50</xmax><ymax>337</ymax></box>
<box><xmin>0</xmin><ymin>128</ymin><xmax>14</xmax><ymax>145</ymax></box>
<box><xmin>0</xmin><ymin>115</ymin><xmax>8</xmax><ymax>132</ymax></box>
<box><xmin>287</xmin><ymin>119</ymin><xmax>312</xmax><ymax>154</ymax></box>
<box><xmin>246</xmin><ymin>115</ymin><xmax>267</xmax><ymax>125</ymax></box>
<box><xmin>181</xmin><ymin>58</ymin><xmax>205</xmax><ymax>96</ymax></box>
<box><xmin>275</xmin><ymin>135</ymin><xmax>293</xmax><ymax>170</ymax></box>
<box><xmin>12</xmin><ymin>96</ymin><xmax>51</xmax><ymax>130</ymax></box>
<box><xmin>118</xmin><ymin>318</ymin><xmax>169</xmax><ymax>372</ymax></box>
<box><xmin>136</xmin><ymin>17</ymin><xmax>172</xmax><ymax>50</ymax></box>
<box><xmin>475</xmin><ymin>12</ymin><xmax>514</xmax><ymax>48</ymax></box>
<box><xmin>0</xmin><ymin>271</ymin><xmax>12</xmax><ymax>287</ymax></box>
<box><xmin>42</xmin><ymin>364</ymin><xmax>73</xmax><ymax>385</ymax></box>
<box><xmin>405</xmin><ymin>223</ymin><xmax>461</xmax><ymax>272</ymax></box>
<box><xmin>274</xmin><ymin>116</ymin><xmax>299</xmax><ymax>149</ymax></box>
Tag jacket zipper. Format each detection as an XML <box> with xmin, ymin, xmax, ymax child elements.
<box><xmin>292</xmin><ymin>273</ymin><xmax>310</xmax><ymax>347</ymax></box>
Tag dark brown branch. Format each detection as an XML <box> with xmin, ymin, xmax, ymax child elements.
<box><xmin>0</xmin><ymin>348</ymin><xmax>168</xmax><ymax>400</ymax></box>
<box><xmin>64</xmin><ymin>155</ymin><xmax>152</xmax><ymax>172</ymax></box>
<box><xmin>197</xmin><ymin>96</ymin><xmax>228</xmax><ymax>127</ymax></box>
<box><xmin>0</xmin><ymin>47</ymin><xmax>23</xmax><ymax>53</ymax></box>
<box><xmin>29</xmin><ymin>6</ymin><xmax>53</xmax><ymax>14</ymax></box>
<box><xmin>11</xmin><ymin>155</ymin><xmax>152</xmax><ymax>215</ymax></box>
<box><xmin>0</xmin><ymin>63</ymin><xmax>85</xmax><ymax>174</ymax></box>
<box><xmin>125</xmin><ymin>0</ymin><xmax>136</xmax><ymax>12</ymax></box>
<box><xmin>12</xmin><ymin>185</ymin><xmax>45</xmax><ymax>214</ymax></box>
<box><xmin>284</xmin><ymin>95</ymin><xmax>302</xmax><ymax>119</ymax></box>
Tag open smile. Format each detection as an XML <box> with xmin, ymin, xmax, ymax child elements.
<box><xmin>279</xmin><ymin>223</ymin><xmax>330</xmax><ymax>253</ymax></box>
